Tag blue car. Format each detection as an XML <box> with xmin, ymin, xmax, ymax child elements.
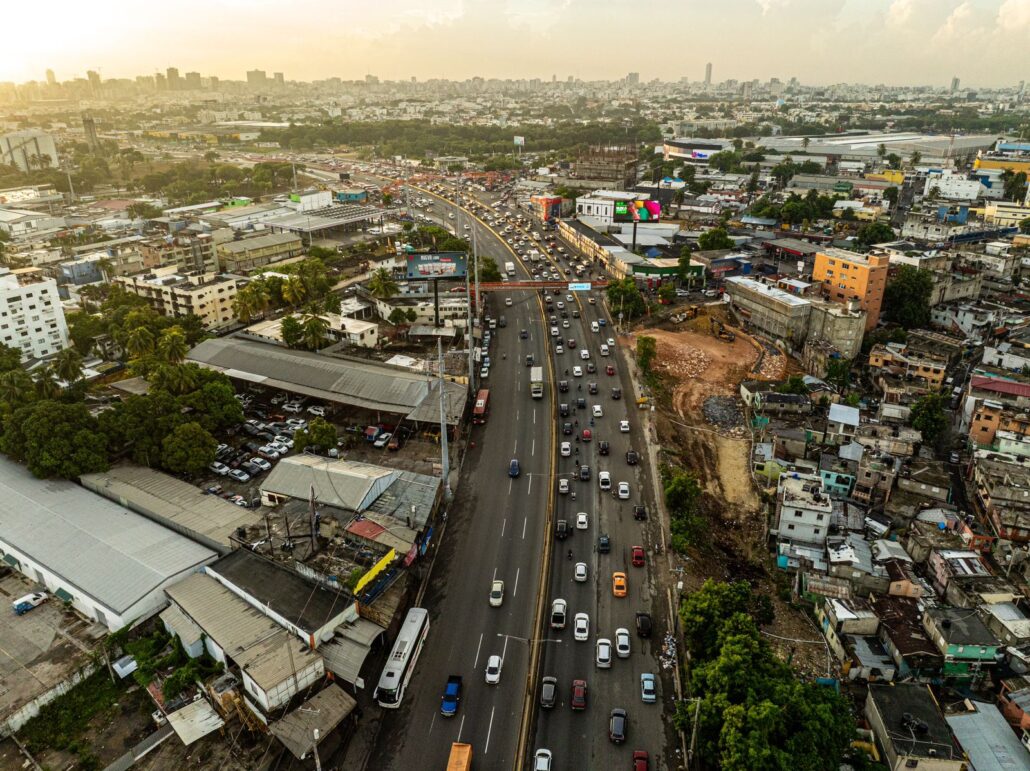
<box><xmin>509</xmin><ymin>458</ymin><xmax>520</xmax><ymax>478</ymax></box>
<box><xmin>598</xmin><ymin>318</ymin><xmax>607</xmax><ymax>327</ymax></box>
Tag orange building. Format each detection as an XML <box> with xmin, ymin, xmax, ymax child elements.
<box><xmin>812</xmin><ymin>248</ymin><xmax>889</xmax><ymax>331</ymax></box>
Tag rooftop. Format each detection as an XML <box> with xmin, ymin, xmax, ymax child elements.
<box><xmin>926</xmin><ymin>607</ymin><xmax>999</xmax><ymax>646</ymax></box>
<box><xmin>269</xmin><ymin>685</ymin><xmax>357</xmax><ymax>760</ymax></box>
<box><xmin>217</xmin><ymin>232</ymin><xmax>302</xmax><ymax>254</ymax></box>
<box><xmin>725</xmin><ymin>276</ymin><xmax>810</xmax><ymax>307</ymax></box>
<box><xmin>945</xmin><ymin>701</ymin><xmax>1030</xmax><ymax>771</ymax></box>
<box><xmin>867</xmin><ymin>683</ymin><xmax>959</xmax><ymax>761</ymax></box>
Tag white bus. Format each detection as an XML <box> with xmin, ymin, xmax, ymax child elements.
<box><xmin>374</xmin><ymin>607</ymin><xmax>430</xmax><ymax>709</ymax></box>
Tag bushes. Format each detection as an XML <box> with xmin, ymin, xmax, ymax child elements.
<box><xmin>664</xmin><ymin>469</ymin><xmax>705</xmax><ymax>552</ymax></box>
<box><xmin>19</xmin><ymin>669</ymin><xmax>123</xmax><ymax>759</ymax></box>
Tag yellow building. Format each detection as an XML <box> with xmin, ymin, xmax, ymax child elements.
<box><xmin>865</xmin><ymin>170</ymin><xmax>905</xmax><ymax>185</ymax></box>
<box><xmin>812</xmin><ymin>248</ymin><xmax>889</xmax><ymax>332</ymax></box>
<box><xmin>981</xmin><ymin>201</ymin><xmax>1030</xmax><ymax>228</ymax></box>
<box><xmin>974</xmin><ymin>156</ymin><xmax>1030</xmax><ymax>175</ymax></box>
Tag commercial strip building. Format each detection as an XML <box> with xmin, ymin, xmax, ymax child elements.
<box><xmin>0</xmin><ymin>457</ymin><xmax>217</xmax><ymax>632</ymax></box>
<box><xmin>216</xmin><ymin>232</ymin><xmax>304</xmax><ymax>273</ymax></box>
<box><xmin>116</xmin><ymin>267</ymin><xmax>242</xmax><ymax>329</ymax></box>
<box><xmin>0</xmin><ymin>267</ymin><xmax>69</xmax><ymax>361</ymax></box>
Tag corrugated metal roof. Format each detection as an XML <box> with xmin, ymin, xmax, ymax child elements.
<box><xmin>946</xmin><ymin>703</ymin><xmax>1029</xmax><ymax>771</ymax></box>
<box><xmin>160</xmin><ymin>604</ymin><xmax>204</xmax><ymax>648</ymax></box>
<box><xmin>270</xmin><ymin>685</ymin><xmax>357</xmax><ymax>759</ymax></box>
<box><xmin>187</xmin><ymin>337</ymin><xmax>467</xmax><ymax>423</ymax></box>
<box><xmin>261</xmin><ymin>456</ymin><xmax>395</xmax><ymax>512</ymax></box>
<box><xmin>0</xmin><ymin>457</ymin><xmax>215</xmax><ymax>613</ymax></box>
<box><xmin>166</xmin><ymin>698</ymin><xmax>225</xmax><ymax>746</ymax></box>
<box><xmin>81</xmin><ymin>465</ymin><xmax>258</xmax><ymax>551</ymax></box>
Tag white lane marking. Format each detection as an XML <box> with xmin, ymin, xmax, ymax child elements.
<box><xmin>513</xmin><ymin>440</ymin><xmax>518</xmax><ymax>453</ymax></box>
<box><xmin>473</xmin><ymin>632</ymin><xmax>484</xmax><ymax>668</ymax></box>
<box><xmin>527</xmin><ymin>474</ymin><xmax>533</xmax><ymax>494</ymax></box>
<box><xmin>502</xmin><ymin>631</ymin><xmax>510</xmax><ymax>660</ymax></box>
<box><xmin>513</xmin><ymin>568</ymin><xmax>520</xmax><ymax>598</ymax></box>
<box><xmin>508</xmin><ymin>478</ymin><xmax>513</xmax><ymax>495</ymax></box>
<box><xmin>501</xmin><ymin>518</ymin><xmax>506</xmax><ymax>537</ymax></box>
<box><xmin>484</xmin><ymin>707</ymin><xmax>496</xmax><ymax>754</ymax></box>
<box><xmin>457</xmin><ymin>714</ymin><xmax>465</xmax><ymax>742</ymax></box>
<box><xmin>531</xmin><ymin>439</ymin><xmax>535</xmax><ymax>457</ymax></box>
<box><xmin>522</xmin><ymin>517</ymin><xmax>528</xmax><ymax>540</ymax></box>
<box><xmin>493</xmin><ymin>566</ymin><xmax>497</xmax><ymax>581</ymax></box>
<box><xmin>429</xmin><ymin>712</ymin><xmax>436</xmax><ymax>735</ymax></box>
<box><xmin>533</xmin><ymin>409</ymin><xmax>537</xmax><ymax>425</ymax></box>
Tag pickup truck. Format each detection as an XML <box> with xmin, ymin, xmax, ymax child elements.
<box><xmin>12</xmin><ymin>592</ymin><xmax>47</xmax><ymax>615</ymax></box>
<box><xmin>441</xmin><ymin>675</ymin><xmax>463</xmax><ymax>717</ymax></box>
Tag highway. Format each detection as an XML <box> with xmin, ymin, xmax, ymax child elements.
<box><xmin>368</xmin><ymin>189</ymin><xmax>555</xmax><ymax>770</ymax></box>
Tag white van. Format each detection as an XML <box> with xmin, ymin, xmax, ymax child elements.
<box><xmin>591</xmin><ymin>321</ymin><xmax>600</xmax><ymax>333</ymax></box>
<box><xmin>600</xmin><ymin>344</ymin><xmax>610</xmax><ymax>356</ymax></box>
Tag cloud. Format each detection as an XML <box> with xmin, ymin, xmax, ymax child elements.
<box><xmin>933</xmin><ymin>1</ymin><xmax>975</xmax><ymax>41</ymax></box>
<box><xmin>886</xmin><ymin>0</ymin><xmax>918</xmax><ymax>25</ymax></box>
<box><xmin>997</xmin><ymin>0</ymin><xmax>1030</xmax><ymax>28</ymax></box>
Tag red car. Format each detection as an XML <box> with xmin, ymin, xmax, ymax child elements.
<box><xmin>631</xmin><ymin>545</ymin><xmax>645</xmax><ymax>567</ymax></box>
<box><xmin>633</xmin><ymin>750</ymin><xmax>649</xmax><ymax>771</ymax></box>
<box><xmin>581</xmin><ymin>428</ymin><xmax>592</xmax><ymax>442</ymax></box>
<box><xmin>571</xmin><ymin>679</ymin><xmax>587</xmax><ymax>710</ymax></box>
<box><xmin>606</xmin><ymin>364</ymin><xmax>616</xmax><ymax>376</ymax></box>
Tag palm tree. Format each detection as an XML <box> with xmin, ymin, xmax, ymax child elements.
<box><xmin>153</xmin><ymin>363</ymin><xmax>196</xmax><ymax>395</ymax></box>
<box><xmin>910</xmin><ymin>150</ymin><xmax>922</xmax><ymax>168</ymax></box>
<box><xmin>53</xmin><ymin>348</ymin><xmax>84</xmax><ymax>384</ymax></box>
<box><xmin>802</xmin><ymin>136</ymin><xmax>810</xmax><ymax>151</ymax></box>
<box><xmin>301</xmin><ymin>313</ymin><xmax>330</xmax><ymax>351</ymax></box>
<box><xmin>234</xmin><ymin>280</ymin><xmax>271</xmax><ymax>322</ymax></box>
<box><xmin>877</xmin><ymin>143</ymin><xmax>887</xmax><ymax>162</ymax></box>
<box><xmin>125</xmin><ymin>326</ymin><xmax>155</xmax><ymax>360</ymax></box>
<box><xmin>157</xmin><ymin>327</ymin><xmax>188</xmax><ymax>365</ymax></box>
<box><xmin>33</xmin><ymin>367</ymin><xmax>61</xmax><ymax>399</ymax></box>
<box><xmin>232</xmin><ymin>289</ymin><xmax>256</xmax><ymax>323</ymax></box>
<box><xmin>0</xmin><ymin>369</ymin><xmax>34</xmax><ymax>407</ymax></box>
<box><xmin>282</xmin><ymin>275</ymin><xmax>306</xmax><ymax>307</ymax></box>
<box><xmin>367</xmin><ymin>268</ymin><xmax>399</xmax><ymax>299</ymax></box>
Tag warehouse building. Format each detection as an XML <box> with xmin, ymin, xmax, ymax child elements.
<box><xmin>216</xmin><ymin>232</ymin><xmax>304</xmax><ymax>273</ymax></box>
<box><xmin>0</xmin><ymin>457</ymin><xmax>217</xmax><ymax>631</ymax></box>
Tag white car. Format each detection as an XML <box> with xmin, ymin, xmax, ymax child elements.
<box><xmin>574</xmin><ymin>612</ymin><xmax>590</xmax><ymax>641</ymax></box>
<box><xmin>307</xmin><ymin>405</ymin><xmax>326</xmax><ymax>417</ymax></box>
<box><xmin>596</xmin><ymin>638</ymin><xmax>612</xmax><ymax>668</ymax></box>
<box><xmin>576</xmin><ymin>512</ymin><xmax>589</xmax><ymax>530</ymax></box>
<box><xmin>374</xmin><ymin>432</ymin><xmax>392</xmax><ymax>448</ymax></box>
<box><xmin>485</xmin><ymin>655</ymin><xmax>502</xmax><ymax>684</ymax></box>
<box><xmin>286</xmin><ymin>418</ymin><xmax>308</xmax><ymax>429</ymax></box>
<box><xmin>619</xmin><ymin>420</ymin><xmax>630</xmax><ymax>433</ymax></box>
<box><xmin>489</xmin><ymin>579</ymin><xmax>505</xmax><ymax>607</ymax></box>
<box><xmin>555</xmin><ymin>345</ymin><xmax>564</xmax><ymax>355</ymax></box>
<box><xmin>505</xmin><ymin>297</ymin><xmax>513</xmax><ymax>306</ymax></box>
<box><xmin>258</xmin><ymin>445</ymin><xmax>281</xmax><ymax>459</ymax></box>
<box><xmin>209</xmin><ymin>461</ymin><xmax>229</xmax><ymax>476</ymax></box>
<box><xmin>617</xmin><ymin>482</ymin><xmax>630</xmax><ymax>500</ymax></box>
<box><xmin>574</xmin><ymin>562</ymin><xmax>588</xmax><ymax>582</ymax></box>
<box><xmin>558</xmin><ymin>478</ymin><xmax>570</xmax><ymax>494</ymax></box>
<box><xmin>250</xmin><ymin>457</ymin><xmax>272</xmax><ymax>472</ymax></box>
<box><xmin>480</xmin><ymin>366</ymin><xmax>490</xmax><ymax>378</ymax></box>
<box><xmin>592</xmin><ymin>405</ymin><xmax>603</xmax><ymax>418</ymax></box>
<box><xmin>615</xmin><ymin>627</ymin><xmax>631</xmax><ymax>658</ymax></box>
<box><xmin>580</xmin><ymin>349</ymin><xmax>590</xmax><ymax>360</ymax></box>
<box><xmin>556</xmin><ymin>301</ymin><xmax>565</xmax><ymax>310</ymax></box>
<box><xmin>566</xmin><ymin>294</ymin><xmax>574</xmax><ymax>301</ymax></box>
<box><xmin>228</xmin><ymin>469</ymin><xmax>250</xmax><ymax>483</ymax></box>
<box><xmin>533</xmin><ymin>749</ymin><xmax>552</xmax><ymax>771</ymax></box>
<box><xmin>283</xmin><ymin>402</ymin><xmax>303</xmax><ymax>413</ymax></box>
<box><xmin>562</xmin><ymin>320</ymin><xmax>570</xmax><ymax>328</ymax></box>
<box><xmin>607</xmin><ymin>338</ymin><xmax>616</xmax><ymax>347</ymax></box>
<box><xmin>572</xmin><ymin>366</ymin><xmax>583</xmax><ymax>377</ymax></box>
<box><xmin>551</xmin><ymin>326</ymin><xmax>559</xmax><ymax>337</ymax></box>
<box><xmin>599</xmin><ymin>471</ymin><xmax>612</xmax><ymax>491</ymax></box>
<box><xmin>560</xmin><ymin>442</ymin><xmax>572</xmax><ymax>457</ymax></box>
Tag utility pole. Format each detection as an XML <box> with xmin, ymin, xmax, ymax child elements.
<box><xmin>437</xmin><ymin>338</ymin><xmax>452</xmax><ymax>501</ymax></box>
<box><xmin>308</xmin><ymin>484</ymin><xmax>319</xmax><ymax>554</ymax></box>
<box><xmin>312</xmin><ymin>728</ymin><xmax>322</xmax><ymax>771</ymax></box>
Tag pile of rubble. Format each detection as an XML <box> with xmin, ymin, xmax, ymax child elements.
<box><xmin>659</xmin><ymin>632</ymin><xmax>678</xmax><ymax>671</ymax></box>
<box><xmin>703</xmin><ymin>396</ymin><xmax>744</xmax><ymax>428</ymax></box>
<box><xmin>658</xmin><ymin>344</ymin><xmax>710</xmax><ymax>379</ymax></box>
<box><xmin>758</xmin><ymin>351</ymin><xmax>787</xmax><ymax>380</ymax></box>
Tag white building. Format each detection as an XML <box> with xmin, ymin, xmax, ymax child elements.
<box><xmin>246</xmin><ymin>313</ymin><xmax>379</xmax><ymax>348</ymax></box>
<box><xmin>923</xmin><ymin>170</ymin><xmax>986</xmax><ymax>201</ymax></box>
<box><xmin>0</xmin><ymin>268</ymin><xmax>69</xmax><ymax>360</ymax></box>
<box><xmin>0</xmin><ymin>207</ymin><xmax>65</xmax><ymax>241</ymax></box>
<box><xmin>0</xmin><ymin>131</ymin><xmax>59</xmax><ymax>172</ymax></box>
<box><xmin>574</xmin><ymin>190</ymin><xmax>646</xmax><ymax>226</ymax></box>
<box><xmin>116</xmin><ymin>267</ymin><xmax>241</xmax><ymax>329</ymax></box>
<box><xmin>775</xmin><ymin>472</ymin><xmax>834</xmax><ymax>547</ymax></box>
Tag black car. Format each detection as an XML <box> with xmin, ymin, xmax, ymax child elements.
<box><xmin>560</xmin><ymin>310</ymin><xmax>568</xmax><ymax>318</ymax></box>
<box><xmin>540</xmin><ymin>676</ymin><xmax>558</xmax><ymax>709</ymax></box>
<box><xmin>635</xmin><ymin>611</ymin><xmax>652</xmax><ymax>638</ymax></box>
<box><xmin>588</xmin><ymin>382</ymin><xmax>598</xmax><ymax>394</ymax></box>
<box><xmin>579</xmin><ymin>465</ymin><xmax>591</xmax><ymax>481</ymax></box>
<box><xmin>586</xmin><ymin>362</ymin><xmax>596</xmax><ymax>374</ymax></box>
<box><xmin>633</xmin><ymin>505</ymin><xmax>647</xmax><ymax>521</ymax></box>
<box><xmin>563</xmin><ymin>422</ymin><xmax>573</xmax><ymax>435</ymax></box>
<box><xmin>598</xmin><ymin>441</ymin><xmax>610</xmax><ymax>456</ymax></box>
<box><xmin>520</xmin><ymin>329</ymin><xmax>529</xmax><ymax>339</ymax></box>
<box><xmin>559</xmin><ymin>380</ymin><xmax>569</xmax><ymax>393</ymax></box>
<box><xmin>560</xmin><ymin>403</ymin><xmax>570</xmax><ymax>417</ymax></box>
<box><xmin>611</xmin><ymin>387</ymin><xmax>622</xmax><ymax>400</ymax></box>
<box><xmin>576</xmin><ymin>397</ymin><xmax>587</xmax><ymax>409</ymax></box>
<box><xmin>555</xmin><ymin>520</ymin><xmax>569</xmax><ymax>540</ymax></box>
<box><xmin>598</xmin><ymin>533</ymin><xmax>610</xmax><ymax>553</ymax></box>
<box><xmin>609</xmin><ymin>709</ymin><xmax>627</xmax><ymax>744</ymax></box>
<box><xmin>626</xmin><ymin>450</ymin><xmax>639</xmax><ymax>465</ymax></box>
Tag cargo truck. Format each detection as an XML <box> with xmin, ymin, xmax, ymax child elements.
<box><xmin>530</xmin><ymin>366</ymin><xmax>544</xmax><ymax>399</ymax></box>
<box><xmin>447</xmin><ymin>743</ymin><xmax>473</xmax><ymax>771</ymax></box>
<box><xmin>505</xmin><ymin>261</ymin><xmax>516</xmax><ymax>276</ymax></box>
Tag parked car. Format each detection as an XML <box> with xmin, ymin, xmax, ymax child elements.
<box><xmin>307</xmin><ymin>405</ymin><xmax>327</xmax><ymax>417</ymax></box>
<box><xmin>209</xmin><ymin>461</ymin><xmax>230</xmax><ymax>476</ymax></box>
<box><xmin>228</xmin><ymin>469</ymin><xmax>251</xmax><ymax>483</ymax></box>
<box><xmin>635</xmin><ymin>612</ymin><xmax>652</xmax><ymax>638</ymax></box>
<box><xmin>373</xmin><ymin>432</ymin><xmax>392</xmax><ymax>449</ymax></box>
<box><xmin>631</xmin><ymin>545</ymin><xmax>645</xmax><ymax>567</ymax></box>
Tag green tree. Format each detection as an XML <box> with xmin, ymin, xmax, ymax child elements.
<box><xmin>636</xmin><ymin>336</ymin><xmax>657</xmax><ymax>373</ymax></box>
<box><xmin>2</xmin><ymin>400</ymin><xmax>108</xmax><ymax>479</ymax></box>
<box><xmin>776</xmin><ymin>375</ymin><xmax>809</xmax><ymax>395</ymax></box>
<box><xmin>1001</xmin><ymin>170</ymin><xmax>1028</xmax><ymax>202</ymax></box>
<box><xmin>33</xmin><ymin>367</ymin><xmax>61</xmax><ymax>400</ymax></box>
<box><xmin>0</xmin><ymin>342</ymin><xmax>23</xmax><ymax>373</ymax></box>
<box><xmin>911</xmin><ymin>392</ymin><xmax>948</xmax><ymax>444</ymax></box>
<box><xmin>910</xmin><ymin>150</ymin><xmax>922</xmax><ymax>167</ymax></box>
<box><xmin>882</xmin><ymin>186</ymin><xmax>899</xmax><ymax>211</ymax></box>
<box><xmin>883</xmin><ymin>265</ymin><xmax>933</xmax><ymax>328</ymax></box>
<box><xmin>657</xmin><ymin>283</ymin><xmax>676</xmax><ymax>303</ymax></box>
<box><xmin>52</xmin><ymin>348</ymin><xmax>84</xmax><ymax>384</ymax></box>
<box><xmin>855</xmin><ymin>221</ymin><xmax>895</xmax><ymax>247</ymax></box>
<box><xmin>178</xmin><ymin>373</ymin><xmax>243</xmax><ymax>432</ymax></box>
<box><xmin>388</xmin><ymin>307</ymin><xmax>409</xmax><ymax>325</ymax></box>
<box><xmin>125</xmin><ymin>326</ymin><xmax>155</xmax><ymax>360</ymax></box>
<box><xmin>367</xmin><ymin>267</ymin><xmax>399</xmax><ymax>299</ymax></box>
<box><xmin>280</xmin><ymin>315</ymin><xmax>304</xmax><ymax>348</ymax></box>
<box><xmin>99</xmin><ymin>391</ymin><xmax>183</xmax><ymax>467</ymax></box>
<box><xmin>161</xmin><ymin>421</ymin><xmax>217</xmax><ymax>476</ymax></box>
<box><xmin>824</xmin><ymin>358</ymin><xmax>852</xmax><ymax>391</ymax></box>
<box><xmin>295</xmin><ymin>417</ymin><xmax>337</xmax><ymax>451</ymax></box>
<box><xmin>281</xmin><ymin>275</ymin><xmax>307</xmax><ymax>307</ymax></box>
<box><xmin>1019</xmin><ymin>217</ymin><xmax>1030</xmax><ymax>235</ymax></box>
<box><xmin>677</xmin><ymin>247</ymin><xmax>694</xmax><ymax>282</ymax></box>
<box><xmin>302</xmin><ymin>313</ymin><xmax>330</xmax><ymax>351</ymax></box>
<box><xmin>698</xmin><ymin>227</ymin><xmax>734</xmax><ymax>251</ymax></box>
<box><xmin>479</xmin><ymin>256</ymin><xmax>502</xmax><ymax>282</ymax></box>
<box><xmin>605</xmin><ymin>278</ymin><xmax>646</xmax><ymax>321</ymax></box>
<box><xmin>126</xmin><ymin>202</ymin><xmax>162</xmax><ymax>220</ymax></box>
<box><xmin>157</xmin><ymin>326</ymin><xmax>188</xmax><ymax>365</ymax></box>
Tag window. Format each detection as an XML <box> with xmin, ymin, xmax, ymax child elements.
<box><xmin>787</xmin><ymin>524</ymin><xmax>795</xmax><ymax>530</ymax></box>
<box><xmin>813</xmin><ymin>528</ymin><xmax>820</xmax><ymax>535</ymax></box>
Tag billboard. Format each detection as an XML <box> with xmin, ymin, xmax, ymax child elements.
<box><xmin>514</xmin><ymin>136</ymin><xmax>525</xmax><ymax>146</ymax></box>
<box><xmin>690</xmin><ymin>149</ymin><xmax>713</xmax><ymax>160</ymax></box>
<box><xmin>355</xmin><ymin>548</ymin><xmax>396</xmax><ymax>595</ymax></box>
<box><xmin>613</xmin><ymin>199</ymin><xmax>661</xmax><ymax>223</ymax></box>
<box><xmin>406</xmin><ymin>252</ymin><xmax>468</xmax><ymax>279</ymax></box>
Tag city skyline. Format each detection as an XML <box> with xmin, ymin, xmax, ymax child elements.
<box><xmin>2</xmin><ymin>0</ymin><xmax>1029</xmax><ymax>88</ymax></box>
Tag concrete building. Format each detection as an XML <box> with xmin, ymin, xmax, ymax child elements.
<box><xmin>972</xmin><ymin>456</ymin><xmax>1030</xmax><ymax>542</ymax></box>
<box><xmin>923</xmin><ymin>169</ymin><xmax>988</xmax><ymax>201</ymax></box>
<box><xmin>982</xmin><ymin>201</ymin><xmax>1030</xmax><ymax>228</ymax></box>
<box><xmin>813</xmin><ymin>248</ymin><xmax>889</xmax><ymax>331</ymax></box>
<box><xmin>573</xmin><ymin>190</ymin><xmax>656</xmax><ymax>226</ymax></box>
<box><xmin>923</xmin><ymin>606</ymin><xmax>1001</xmax><ymax>682</ymax></box>
<box><xmin>116</xmin><ymin>267</ymin><xmax>241</xmax><ymax>329</ymax></box>
<box><xmin>216</xmin><ymin>232</ymin><xmax>304</xmax><ymax>273</ymax></box>
<box><xmin>866</xmin><ymin>684</ymin><xmax>965</xmax><ymax>770</ymax></box>
<box><xmin>806</xmin><ymin>301</ymin><xmax>866</xmax><ymax>360</ymax></box>
<box><xmin>0</xmin><ymin>268</ymin><xmax>69</xmax><ymax>360</ymax></box>
<box><xmin>139</xmin><ymin>233</ymin><xmax>218</xmax><ymax>273</ymax></box>
<box><xmin>774</xmin><ymin>472</ymin><xmax>833</xmax><ymax>547</ymax></box>
<box><xmin>0</xmin><ymin>457</ymin><xmax>217</xmax><ymax>632</ymax></box>
<box><xmin>0</xmin><ymin>207</ymin><xmax>65</xmax><ymax>242</ymax></box>
<box><xmin>573</xmin><ymin>147</ymin><xmax>638</xmax><ymax>189</ymax></box>
<box><xmin>0</xmin><ymin>131</ymin><xmax>59</xmax><ymax>172</ymax></box>
<box><xmin>245</xmin><ymin>313</ymin><xmax>379</xmax><ymax>349</ymax></box>
<box><xmin>724</xmin><ymin>276</ymin><xmax>811</xmax><ymax>348</ymax></box>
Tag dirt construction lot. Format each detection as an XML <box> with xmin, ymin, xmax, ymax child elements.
<box><xmin>627</xmin><ymin>318</ymin><xmax>829</xmax><ymax>676</ymax></box>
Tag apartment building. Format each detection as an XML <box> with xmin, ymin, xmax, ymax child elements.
<box><xmin>216</xmin><ymin>232</ymin><xmax>304</xmax><ymax>273</ymax></box>
<box><xmin>0</xmin><ymin>268</ymin><xmax>69</xmax><ymax>360</ymax></box>
<box><xmin>116</xmin><ymin>267</ymin><xmax>241</xmax><ymax>329</ymax></box>
<box><xmin>812</xmin><ymin>248</ymin><xmax>889</xmax><ymax>331</ymax></box>
<box><xmin>968</xmin><ymin>401</ymin><xmax>1030</xmax><ymax>447</ymax></box>
<box><xmin>972</xmin><ymin>455</ymin><xmax>1030</xmax><ymax>542</ymax></box>
<box><xmin>139</xmin><ymin>233</ymin><xmax>217</xmax><ymax>273</ymax></box>
<box><xmin>774</xmin><ymin>472</ymin><xmax>834</xmax><ymax>547</ymax></box>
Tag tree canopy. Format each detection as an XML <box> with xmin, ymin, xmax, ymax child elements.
<box><xmin>855</xmin><ymin>221</ymin><xmax>895</xmax><ymax>247</ymax></box>
<box><xmin>882</xmin><ymin>265</ymin><xmax>933</xmax><ymax>329</ymax></box>
<box><xmin>698</xmin><ymin>227</ymin><xmax>734</xmax><ymax>251</ymax></box>
<box><xmin>911</xmin><ymin>392</ymin><xmax>948</xmax><ymax>444</ymax></box>
<box><xmin>605</xmin><ymin>278</ymin><xmax>646</xmax><ymax>321</ymax></box>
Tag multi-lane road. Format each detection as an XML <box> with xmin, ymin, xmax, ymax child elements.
<box><xmin>351</xmin><ymin>172</ymin><xmax>670</xmax><ymax>769</ymax></box>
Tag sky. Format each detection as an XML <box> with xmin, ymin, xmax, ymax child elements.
<box><xmin>1</xmin><ymin>0</ymin><xmax>1029</xmax><ymax>87</ymax></box>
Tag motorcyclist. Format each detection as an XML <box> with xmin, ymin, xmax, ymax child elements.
<box><xmin>568</xmin><ymin>549</ymin><xmax>573</xmax><ymax>560</ymax></box>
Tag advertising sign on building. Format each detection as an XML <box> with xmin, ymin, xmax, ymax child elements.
<box><xmin>514</xmin><ymin>136</ymin><xmax>525</xmax><ymax>146</ymax></box>
<box><xmin>613</xmin><ymin>200</ymin><xmax>661</xmax><ymax>223</ymax></box>
<box><xmin>405</xmin><ymin>252</ymin><xmax>468</xmax><ymax>280</ymax></box>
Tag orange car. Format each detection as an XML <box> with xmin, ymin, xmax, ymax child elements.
<box><xmin>612</xmin><ymin>571</ymin><xmax>628</xmax><ymax>597</ymax></box>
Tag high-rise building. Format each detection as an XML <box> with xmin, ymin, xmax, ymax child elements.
<box><xmin>154</xmin><ymin>72</ymin><xmax>167</xmax><ymax>90</ymax></box>
<box><xmin>45</xmin><ymin>69</ymin><xmax>56</xmax><ymax>87</ymax></box>
<box><xmin>82</xmin><ymin>113</ymin><xmax>100</xmax><ymax>151</ymax></box>
<box><xmin>741</xmin><ymin>82</ymin><xmax>752</xmax><ymax>102</ymax></box>
<box><xmin>184</xmin><ymin>71</ymin><xmax>201</xmax><ymax>90</ymax></box>
<box><xmin>247</xmin><ymin>69</ymin><xmax>268</xmax><ymax>89</ymax></box>
<box><xmin>704</xmin><ymin>62</ymin><xmax>712</xmax><ymax>85</ymax></box>
<box><xmin>812</xmin><ymin>248</ymin><xmax>889</xmax><ymax>331</ymax></box>
<box><xmin>273</xmin><ymin>72</ymin><xmax>284</xmax><ymax>87</ymax></box>
<box><xmin>166</xmin><ymin>67</ymin><xmax>181</xmax><ymax>90</ymax></box>
<box><xmin>86</xmin><ymin>70</ymin><xmax>101</xmax><ymax>97</ymax></box>
<box><xmin>950</xmin><ymin>76</ymin><xmax>960</xmax><ymax>94</ymax></box>
<box><xmin>0</xmin><ymin>268</ymin><xmax>70</xmax><ymax>361</ymax></box>
<box><xmin>626</xmin><ymin>72</ymin><xmax>639</xmax><ymax>86</ymax></box>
